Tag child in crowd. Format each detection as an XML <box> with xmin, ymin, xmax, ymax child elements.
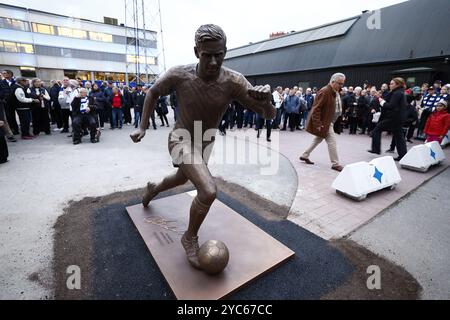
<box><xmin>424</xmin><ymin>100</ymin><xmax>450</xmax><ymax>144</ymax></box>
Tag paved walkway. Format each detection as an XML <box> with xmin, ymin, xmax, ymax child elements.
<box><xmin>226</xmin><ymin>128</ymin><xmax>450</xmax><ymax>240</ymax></box>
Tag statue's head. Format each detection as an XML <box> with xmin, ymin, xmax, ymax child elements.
<box><xmin>194</xmin><ymin>24</ymin><xmax>227</xmax><ymax>80</ymax></box>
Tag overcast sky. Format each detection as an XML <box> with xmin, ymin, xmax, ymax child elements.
<box><xmin>4</xmin><ymin>0</ymin><xmax>408</xmax><ymax>71</ymax></box>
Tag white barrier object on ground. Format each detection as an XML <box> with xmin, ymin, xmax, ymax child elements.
<box><xmin>441</xmin><ymin>131</ymin><xmax>450</xmax><ymax>147</ymax></box>
<box><xmin>332</xmin><ymin>156</ymin><xmax>401</xmax><ymax>201</ymax></box>
<box><xmin>399</xmin><ymin>141</ymin><xmax>446</xmax><ymax>172</ymax></box>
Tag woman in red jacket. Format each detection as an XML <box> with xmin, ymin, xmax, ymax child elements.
<box><xmin>424</xmin><ymin>100</ymin><xmax>450</xmax><ymax>143</ymax></box>
<box><xmin>110</xmin><ymin>87</ymin><xmax>124</xmax><ymax>129</ymax></box>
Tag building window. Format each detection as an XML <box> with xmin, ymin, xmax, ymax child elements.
<box><xmin>3</xmin><ymin>41</ymin><xmax>18</xmax><ymax>53</ymax></box>
<box><xmin>20</xmin><ymin>67</ymin><xmax>37</xmax><ymax>78</ymax></box>
<box><xmin>61</xmin><ymin>48</ymin><xmax>72</xmax><ymax>58</ymax></box>
<box><xmin>17</xmin><ymin>43</ymin><xmax>34</xmax><ymax>54</ymax></box>
<box><xmin>127</xmin><ymin>55</ymin><xmax>157</xmax><ymax>65</ymax></box>
<box><xmin>72</xmin><ymin>29</ymin><xmax>88</xmax><ymax>39</ymax></box>
<box><xmin>32</xmin><ymin>23</ymin><xmax>55</xmax><ymax>35</ymax></box>
<box><xmin>57</xmin><ymin>27</ymin><xmax>73</xmax><ymax>37</ymax></box>
<box><xmin>0</xmin><ymin>17</ymin><xmax>30</xmax><ymax>31</ymax></box>
<box><xmin>126</xmin><ymin>37</ymin><xmax>157</xmax><ymax>49</ymax></box>
<box><xmin>0</xmin><ymin>40</ymin><xmax>34</xmax><ymax>54</ymax></box>
<box><xmin>89</xmin><ymin>31</ymin><xmax>113</xmax><ymax>42</ymax></box>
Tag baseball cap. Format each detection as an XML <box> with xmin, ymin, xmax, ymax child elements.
<box><xmin>412</xmin><ymin>86</ymin><xmax>421</xmax><ymax>94</ymax></box>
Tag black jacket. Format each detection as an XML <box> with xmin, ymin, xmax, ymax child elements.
<box><xmin>404</xmin><ymin>103</ymin><xmax>418</xmax><ymax>127</ymax></box>
<box><xmin>89</xmin><ymin>89</ymin><xmax>107</xmax><ymax>110</ymax></box>
<box><xmin>0</xmin><ymin>79</ymin><xmax>15</xmax><ymax>105</ymax></box>
<box><xmin>29</xmin><ymin>86</ymin><xmax>50</xmax><ymax>109</ymax></box>
<box><xmin>380</xmin><ymin>88</ymin><xmax>407</xmax><ymax>124</ymax></box>
<box><xmin>132</xmin><ymin>91</ymin><xmax>146</xmax><ymax>113</ymax></box>
<box><xmin>49</xmin><ymin>83</ymin><xmax>61</xmax><ymax>109</ymax></box>
<box><xmin>342</xmin><ymin>94</ymin><xmax>356</xmax><ymax>115</ymax></box>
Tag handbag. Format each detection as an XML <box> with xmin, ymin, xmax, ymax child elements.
<box><xmin>372</xmin><ymin>111</ymin><xmax>381</xmax><ymax>123</ymax></box>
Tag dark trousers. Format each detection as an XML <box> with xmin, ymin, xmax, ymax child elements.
<box><xmin>123</xmin><ymin>105</ymin><xmax>132</xmax><ymax>124</ymax></box>
<box><xmin>97</xmin><ymin>108</ymin><xmax>106</xmax><ymax>128</ymax></box>
<box><xmin>273</xmin><ymin>108</ymin><xmax>283</xmax><ymax>128</ymax></box>
<box><xmin>5</xmin><ymin>104</ymin><xmax>19</xmax><ymax>134</ymax></box>
<box><xmin>134</xmin><ymin>111</ymin><xmax>141</xmax><ymax>128</ymax></box>
<box><xmin>282</xmin><ymin>112</ymin><xmax>295</xmax><ymax>130</ymax></box>
<box><xmin>371</xmin><ymin>119</ymin><xmax>407</xmax><ymax>158</ymax></box>
<box><xmin>348</xmin><ymin>116</ymin><xmax>358</xmax><ymax>134</ymax></box>
<box><xmin>105</xmin><ymin>103</ymin><xmax>111</xmax><ymax>122</ymax></box>
<box><xmin>406</xmin><ymin>123</ymin><xmax>416</xmax><ymax>140</ymax></box>
<box><xmin>390</xmin><ymin>128</ymin><xmax>408</xmax><ymax>150</ymax></box>
<box><xmin>159</xmin><ymin>113</ymin><xmax>169</xmax><ymax>126</ymax></box>
<box><xmin>17</xmin><ymin>109</ymin><xmax>31</xmax><ymax>137</ymax></box>
<box><xmin>73</xmin><ymin>114</ymin><xmax>97</xmax><ymax>141</ymax></box>
<box><xmin>0</xmin><ymin>135</ymin><xmax>8</xmax><ymax>162</ymax></box>
<box><xmin>244</xmin><ymin>110</ymin><xmax>255</xmax><ymax>127</ymax></box>
<box><xmin>360</xmin><ymin>113</ymin><xmax>370</xmax><ymax>134</ymax></box>
<box><xmin>50</xmin><ymin>105</ymin><xmax>63</xmax><ymax>128</ymax></box>
<box><xmin>417</xmin><ymin>108</ymin><xmax>432</xmax><ymax>137</ymax></box>
<box><xmin>61</xmin><ymin>109</ymin><xmax>71</xmax><ymax>132</ymax></box>
<box><xmin>147</xmin><ymin>111</ymin><xmax>157</xmax><ymax>129</ymax></box>
<box><xmin>31</xmin><ymin>106</ymin><xmax>50</xmax><ymax>135</ymax></box>
<box><xmin>235</xmin><ymin>107</ymin><xmax>244</xmax><ymax>129</ymax></box>
<box><xmin>256</xmin><ymin>116</ymin><xmax>272</xmax><ymax>139</ymax></box>
<box><xmin>292</xmin><ymin>113</ymin><xmax>301</xmax><ymax>129</ymax></box>
<box><xmin>219</xmin><ymin>115</ymin><xmax>229</xmax><ymax>134</ymax></box>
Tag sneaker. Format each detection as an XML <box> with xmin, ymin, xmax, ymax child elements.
<box><xmin>385</xmin><ymin>149</ymin><xmax>395</xmax><ymax>153</ymax></box>
<box><xmin>7</xmin><ymin>136</ymin><xmax>17</xmax><ymax>142</ymax></box>
<box><xmin>142</xmin><ymin>182</ymin><xmax>158</xmax><ymax>207</ymax></box>
<box><xmin>53</xmin><ymin>128</ymin><xmax>62</xmax><ymax>132</ymax></box>
<box><xmin>181</xmin><ymin>232</ymin><xmax>201</xmax><ymax>269</ymax></box>
<box><xmin>73</xmin><ymin>140</ymin><xmax>81</xmax><ymax>145</ymax></box>
<box><xmin>90</xmin><ymin>138</ymin><xmax>97</xmax><ymax>143</ymax></box>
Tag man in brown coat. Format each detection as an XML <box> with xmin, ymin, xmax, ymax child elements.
<box><xmin>300</xmin><ymin>73</ymin><xmax>345</xmax><ymax>172</ymax></box>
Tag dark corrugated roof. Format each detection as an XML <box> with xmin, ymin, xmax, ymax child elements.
<box><xmin>224</xmin><ymin>0</ymin><xmax>450</xmax><ymax>76</ymax></box>
<box><xmin>226</xmin><ymin>17</ymin><xmax>358</xmax><ymax>59</ymax></box>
